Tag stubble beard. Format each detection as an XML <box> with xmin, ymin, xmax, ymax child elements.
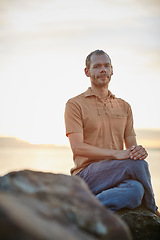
<box><xmin>91</xmin><ymin>75</ymin><xmax>111</xmax><ymax>88</ymax></box>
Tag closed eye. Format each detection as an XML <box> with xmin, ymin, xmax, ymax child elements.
<box><xmin>93</xmin><ymin>65</ymin><xmax>100</xmax><ymax>68</ymax></box>
<box><xmin>105</xmin><ymin>64</ymin><xmax>111</xmax><ymax>68</ymax></box>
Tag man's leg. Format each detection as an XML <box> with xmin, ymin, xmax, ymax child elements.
<box><xmin>96</xmin><ymin>179</ymin><xmax>144</xmax><ymax>212</ymax></box>
<box><xmin>77</xmin><ymin>159</ymin><xmax>158</xmax><ymax>213</ymax></box>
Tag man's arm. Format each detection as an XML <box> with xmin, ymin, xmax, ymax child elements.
<box><xmin>68</xmin><ymin>132</ymin><xmax>131</xmax><ymax>161</ymax></box>
<box><xmin>125</xmin><ymin>135</ymin><xmax>148</xmax><ymax>160</ymax></box>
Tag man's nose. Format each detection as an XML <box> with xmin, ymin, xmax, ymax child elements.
<box><xmin>100</xmin><ymin>66</ymin><xmax>106</xmax><ymax>73</ymax></box>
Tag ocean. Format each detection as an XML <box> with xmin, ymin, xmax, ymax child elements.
<box><xmin>0</xmin><ymin>147</ymin><xmax>159</xmax><ymax>208</ymax></box>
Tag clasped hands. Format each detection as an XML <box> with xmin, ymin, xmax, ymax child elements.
<box><xmin>130</xmin><ymin>145</ymin><xmax>148</xmax><ymax>160</ymax></box>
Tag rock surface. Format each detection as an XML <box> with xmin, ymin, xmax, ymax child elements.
<box><xmin>117</xmin><ymin>206</ymin><xmax>160</xmax><ymax>240</ymax></box>
<box><xmin>0</xmin><ymin>170</ymin><xmax>131</xmax><ymax>240</ymax></box>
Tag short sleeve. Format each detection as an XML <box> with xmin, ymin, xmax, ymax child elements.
<box><xmin>124</xmin><ymin>103</ymin><xmax>136</xmax><ymax>138</ymax></box>
<box><xmin>64</xmin><ymin>100</ymin><xmax>83</xmax><ymax>137</ymax></box>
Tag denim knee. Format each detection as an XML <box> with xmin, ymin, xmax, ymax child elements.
<box><xmin>126</xmin><ymin>180</ymin><xmax>144</xmax><ymax>208</ymax></box>
<box><xmin>125</xmin><ymin>159</ymin><xmax>148</xmax><ymax>168</ymax></box>
<box><xmin>125</xmin><ymin>159</ymin><xmax>149</xmax><ymax>176</ymax></box>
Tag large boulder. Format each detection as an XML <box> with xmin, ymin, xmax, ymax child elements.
<box><xmin>117</xmin><ymin>206</ymin><xmax>160</xmax><ymax>240</ymax></box>
<box><xmin>0</xmin><ymin>170</ymin><xmax>131</xmax><ymax>240</ymax></box>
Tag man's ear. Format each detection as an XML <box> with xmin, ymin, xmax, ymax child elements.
<box><xmin>84</xmin><ymin>67</ymin><xmax>90</xmax><ymax>77</ymax></box>
<box><xmin>111</xmin><ymin>65</ymin><xmax>113</xmax><ymax>75</ymax></box>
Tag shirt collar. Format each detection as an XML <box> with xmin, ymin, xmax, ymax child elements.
<box><xmin>84</xmin><ymin>87</ymin><xmax>115</xmax><ymax>99</ymax></box>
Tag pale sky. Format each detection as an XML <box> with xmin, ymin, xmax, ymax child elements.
<box><xmin>0</xmin><ymin>0</ymin><xmax>160</xmax><ymax>145</ymax></box>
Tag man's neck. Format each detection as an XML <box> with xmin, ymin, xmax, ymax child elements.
<box><xmin>91</xmin><ymin>85</ymin><xmax>109</xmax><ymax>99</ymax></box>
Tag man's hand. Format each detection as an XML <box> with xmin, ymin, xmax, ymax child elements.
<box><xmin>130</xmin><ymin>145</ymin><xmax>148</xmax><ymax>160</ymax></box>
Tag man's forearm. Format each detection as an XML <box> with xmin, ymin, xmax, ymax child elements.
<box><xmin>72</xmin><ymin>142</ymin><xmax>130</xmax><ymax>160</ymax></box>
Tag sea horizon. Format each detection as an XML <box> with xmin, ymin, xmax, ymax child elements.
<box><xmin>0</xmin><ymin>131</ymin><xmax>159</xmax><ymax>207</ymax></box>
<box><xmin>0</xmin><ymin>128</ymin><xmax>160</xmax><ymax>149</ymax></box>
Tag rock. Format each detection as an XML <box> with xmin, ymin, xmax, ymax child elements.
<box><xmin>0</xmin><ymin>170</ymin><xmax>131</xmax><ymax>240</ymax></box>
<box><xmin>117</xmin><ymin>206</ymin><xmax>160</xmax><ymax>240</ymax></box>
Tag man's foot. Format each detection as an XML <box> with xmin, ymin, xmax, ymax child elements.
<box><xmin>155</xmin><ymin>210</ymin><xmax>160</xmax><ymax>218</ymax></box>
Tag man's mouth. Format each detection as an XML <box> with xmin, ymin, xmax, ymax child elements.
<box><xmin>98</xmin><ymin>74</ymin><xmax>108</xmax><ymax>78</ymax></box>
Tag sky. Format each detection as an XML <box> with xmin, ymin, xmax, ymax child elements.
<box><xmin>0</xmin><ymin>0</ymin><xmax>160</xmax><ymax>145</ymax></box>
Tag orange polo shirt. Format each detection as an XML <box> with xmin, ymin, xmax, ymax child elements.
<box><xmin>65</xmin><ymin>87</ymin><xmax>136</xmax><ymax>175</ymax></box>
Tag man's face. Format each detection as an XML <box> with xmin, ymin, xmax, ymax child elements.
<box><xmin>85</xmin><ymin>54</ymin><xmax>113</xmax><ymax>88</ymax></box>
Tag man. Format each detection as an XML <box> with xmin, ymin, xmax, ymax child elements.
<box><xmin>65</xmin><ymin>50</ymin><xmax>159</xmax><ymax>215</ymax></box>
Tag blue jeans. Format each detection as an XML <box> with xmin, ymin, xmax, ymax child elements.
<box><xmin>77</xmin><ymin>159</ymin><xmax>158</xmax><ymax>213</ymax></box>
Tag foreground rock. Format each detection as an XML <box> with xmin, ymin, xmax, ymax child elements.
<box><xmin>117</xmin><ymin>206</ymin><xmax>160</xmax><ymax>240</ymax></box>
<box><xmin>0</xmin><ymin>170</ymin><xmax>131</xmax><ymax>240</ymax></box>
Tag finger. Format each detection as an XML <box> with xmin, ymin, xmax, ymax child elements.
<box><xmin>130</xmin><ymin>145</ymin><xmax>136</xmax><ymax>151</ymax></box>
<box><xmin>130</xmin><ymin>147</ymin><xmax>141</xmax><ymax>158</ymax></box>
<box><xmin>130</xmin><ymin>148</ymin><xmax>147</xmax><ymax>159</ymax></box>
<box><xmin>139</xmin><ymin>152</ymin><xmax>148</xmax><ymax>160</ymax></box>
<box><xmin>132</xmin><ymin>151</ymin><xmax>148</xmax><ymax>160</ymax></box>
<box><xmin>130</xmin><ymin>145</ymin><xmax>142</xmax><ymax>154</ymax></box>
